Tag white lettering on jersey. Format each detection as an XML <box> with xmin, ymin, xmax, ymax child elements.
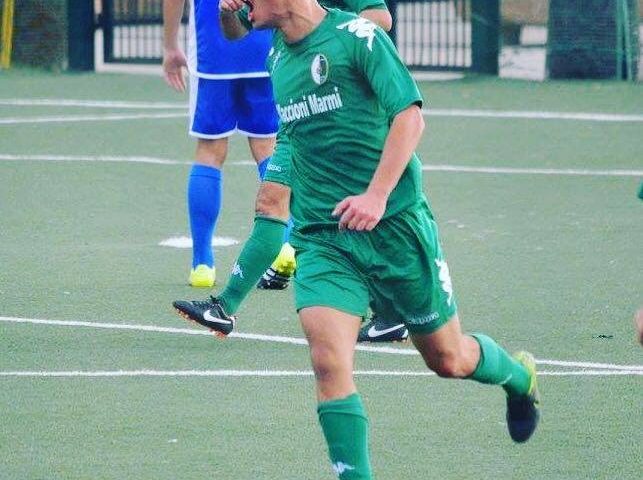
<box><xmin>276</xmin><ymin>87</ymin><xmax>344</xmax><ymax>123</ymax></box>
<box><xmin>336</xmin><ymin>18</ymin><xmax>376</xmax><ymax>51</ymax></box>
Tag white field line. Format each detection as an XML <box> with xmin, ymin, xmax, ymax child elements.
<box><xmin>2</xmin><ymin>98</ymin><xmax>643</xmax><ymax>123</ymax></box>
<box><xmin>1</xmin><ymin>316</ymin><xmax>642</xmax><ymax>372</ymax></box>
<box><xmin>0</xmin><ymin>369</ymin><xmax>641</xmax><ymax>378</ymax></box>
<box><xmin>2</xmin><ymin>154</ymin><xmax>641</xmax><ymax>178</ymax></box>
<box><xmin>0</xmin><ymin>112</ymin><xmax>186</xmax><ymax>125</ymax></box>
<box><xmin>421</xmin><ymin>165</ymin><xmax>643</xmax><ymax>177</ymax></box>
<box><xmin>0</xmin><ymin>99</ymin><xmax>186</xmax><ymax>109</ymax></box>
<box><xmin>159</xmin><ymin>236</ymin><xmax>240</xmax><ymax>248</ymax></box>
<box><xmin>423</xmin><ymin>108</ymin><xmax>643</xmax><ymax>123</ymax></box>
<box><xmin>0</xmin><ymin>154</ymin><xmax>185</xmax><ymax>165</ymax></box>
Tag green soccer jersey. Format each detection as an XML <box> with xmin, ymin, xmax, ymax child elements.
<box><xmin>269</xmin><ymin>10</ymin><xmax>424</xmax><ymax>231</ymax></box>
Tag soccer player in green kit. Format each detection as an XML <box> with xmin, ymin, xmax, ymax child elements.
<box><xmin>180</xmin><ymin>0</ymin><xmax>542</xmax><ymax>478</ymax></box>
<box><xmin>174</xmin><ymin>0</ymin><xmax>410</xmax><ymax>343</ymax></box>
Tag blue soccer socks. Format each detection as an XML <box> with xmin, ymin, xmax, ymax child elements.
<box><xmin>187</xmin><ymin>164</ymin><xmax>222</xmax><ymax>269</ymax></box>
<box><xmin>257</xmin><ymin>156</ymin><xmax>270</xmax><ymax>181</ymax></box>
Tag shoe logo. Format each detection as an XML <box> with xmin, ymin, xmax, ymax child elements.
<box><xmin>231</xmin><ymin>262</ymin><xmax>244</xmax><ymax>279</ymax></box>
<box><xmin>367</xmin><ymin>323</ymin><xmax>405</xmax><ymax>338</ymax></box>
<box><xmin>203</xmin><ymin>310</ymin><xmax>232</xmax><ymax>325</ymax></box>
<box><xmin>332</xmin><ymin>462</ymin><xmax>355</xmax><ymax>475</ymax></box>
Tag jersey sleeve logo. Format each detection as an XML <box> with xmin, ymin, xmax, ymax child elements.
<box><xmin>435</xmin><ymin>258</ymin><xmax>454</xmax><ymax>306</ymax></box>
<box><xmin>336</xmin><ymin>18</ymin><xmax>376</xmax><ymax>52</ymax></box>
<box><xmin>311</xmin><ymin>54</ymin><xmax>329</xmax><ymax>85</ymax></box>
<box><xmin>268</xmin><ymin>48</ymin><xmax>282</xmax><ymax>74</ymax></box>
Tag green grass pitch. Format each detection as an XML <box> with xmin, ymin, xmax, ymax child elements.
<box><xmin>0</xmin><ymin>69</ymin><xmax>642</xmax><ymax>479</ymax></box>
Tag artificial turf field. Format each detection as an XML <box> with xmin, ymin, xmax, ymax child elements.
<box><xmin>0</xmin><ymin>69</ymin><xmax>642</xmax><ymax>479</ymax></box>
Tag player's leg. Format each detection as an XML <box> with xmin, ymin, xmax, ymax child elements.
<box><xmin>408</xmin><ymin>211</ymin><xmax>539</xmax><ymax>442</ymax></box>
<box><xmin>217</xmin><ymin>180</ymin><xmax>290</xmax><ymax>314</ymax></box>
<box><xmin>247</xmin><ymin>135</ymin><xmax>297</xmax><ymax>290</ymax></box>
<box><xmin>300</xmin><ymin>307</ymin><xmax>372</xmax><ymax>480</ymax></box>
<box><xmin>173</xmin><ymin>87</ymin><xmax>289</xmax><ymax>331</ymax></box>
<box><xmin>295</xmin><ymin>233</ymin><xmax>373</xmax><ymax>479</ymax></box>
<box><xmin>187</xmin><ymin>137</ymin><xmax>227</xmax><ymax>288</ymax></box>
<box><xmin>367</xmin><ymin>204</ymin><xmax>540</xmax><ymax>442</ymax></box>
<box><xmin>173</xmin><ymin>180</ymin><xmax>289</xmax><ymax>333</ymax></box>
<box><xmin>411</xmin><ymin>318</ymin><xmax>540</xmax><ymax>443</ymax></box>
<box><xmin>255</xmin><ymin>153</ymin><xmax>296</xmax><ymax>291</ymax></box>
<box><xmin>186</xmin><ymin>76</ymin><xmax>236</xmax><ymax>287</ymax></box>
<box><xmin>248</xmin><ymin>136</ymin><xmax>275</xmax><ymax>179</ymax></box>
<box><xmin>237</xmin><ymin>77</ymin><xmax>296</xmax><ymax>290</ymax></box>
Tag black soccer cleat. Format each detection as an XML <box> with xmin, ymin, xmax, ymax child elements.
<box><xmin>173</xmin><ymin>296</ymin><xmax>236</xmax><ymax>338</ymax></box>
<box><xmin>506</xmin><ymin>351</ymin><xmax>541</xmax><ymax>443</ymax></box>
<box><xmin>257</xmin><ymin>267</ymin><xmax>291</xmax><ymax>290</ymax></box>
<box><xmin>257</xmin><ymin>243</ymin><xmax>296</xmax><ymax>290</ymax></box>
<box><xmin>357</xmin><ymin>315</ymin><xmax>409</xmax><ymax>343</ymax></box>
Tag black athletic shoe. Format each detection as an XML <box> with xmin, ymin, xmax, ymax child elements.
<box><xmin>357</xmin><ymin>315</ymin><xmax>409</xmax><ymax>343</ymax></box>
<box><xmin>257</xmin><ymin>267</ymin><xmax>291</xmax><ymax>290</ymax></box>
<box><xmin>506</xmin><ymin>351</ymin><xmax>541</xmax><ymax>443</ymax></box>
<box><xmin>172</xmin><ymin>296</ymin><xmax>235</xmax><ymax>338</ymax></box>
<box><xmin>257</xmin><ymin>243</ymin><xmax>296</xmax><ymax>290</ymax></box>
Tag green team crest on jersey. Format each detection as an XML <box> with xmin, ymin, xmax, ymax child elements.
<box><xmin>311</xmin><ymin>54</ymin><xmax>329</xmax><ymax>85</ymax></box>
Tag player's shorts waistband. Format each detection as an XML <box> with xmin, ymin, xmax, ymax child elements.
<box><xmin>294</xmin><ymin>201</ymin><xmax>429</xmax><ymax>238</ymax></box>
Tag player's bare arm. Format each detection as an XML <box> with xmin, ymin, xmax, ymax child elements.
<box><xmin>162</xmin><ymin>0</ymin><xmax>188</xmax><ymax>92</ymax></box>
<box><xmin>360</xmin><ymin>8</ymin><xmax>392</xmax><ymax>31</ymax></box>
<box><xmin>333</xmin><ymin>105</ymin><xmax>425</xmax><ymax>231</ymax></box>
<box><xmin>219</xmin><ymin>0</ymin><xmax>250</xmax><ymax>39</ymax></box>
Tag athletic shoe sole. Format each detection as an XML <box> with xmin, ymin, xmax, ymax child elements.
<box><xmin>174</xmin><ymin>308</ymin><xmax>229</xmax><ymax>339</ymax></box>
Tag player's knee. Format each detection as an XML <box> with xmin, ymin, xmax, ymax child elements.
<box><xmin>309</xmin><ymin>345</ymin><xmax>342</xmax><ymax>384</ymax></box>
<box><xmin>195</xmin><ymin>138</ymin><xmax>227</xmax><ymax>168</ymax></box>
<box><xmin>425</xmin><ymin>348</ymin><xmax>469</xmax><ymax>378</ymax></box>
<box><xmin>248</xmin><ymin>137</ymin><xmax>276</xmax><ymax>162</ymax></box>
<box><xmin>255</xmin><ymin>182</ymin><xmax>289</xmax><ymax>219</ymax></box>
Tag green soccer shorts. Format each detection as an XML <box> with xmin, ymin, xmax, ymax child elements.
<box><xmin>290</xmin><ymin>202</ymin><xmax>458</xmax><ymax>335</ymax></box>
<box><xmin>263</xmin><ymin>150</ymin><xmax>292</xmax><ymax>187</ymax></box>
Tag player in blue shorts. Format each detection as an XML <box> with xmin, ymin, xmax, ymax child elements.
<box><xmin>163</xmin><ymin>0</ymin><xmax>279</xmax><ymax>287</ymax></box>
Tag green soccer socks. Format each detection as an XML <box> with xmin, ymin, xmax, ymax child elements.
<box><xmin>218</xmin><ymin>216</ymin><xmax>287</xmax><ymax>314</ymax></box>
<box><xmin>468</xmin><ymin>333</ymin><xmax>531</xmax><ymax>397</ymax></box>
<box><xmin>318</xmin><ymin>393</ymin><xmax>372</xmax><ymax>480</ymax></box>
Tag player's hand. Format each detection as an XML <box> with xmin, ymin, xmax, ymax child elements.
<box><xmin>333</xmin><ymin>192</ymin><xmax>387</xmax><ymax>231</ymax></box>
<box><xmin>219</xmin><ymin>0</ymin><xmax>245</xmax><ymax>12</ymax></box>
<box><xmin>162</xmin><ymin>47</ymin><xmax>188</xmax><ymax>92</ymax></box>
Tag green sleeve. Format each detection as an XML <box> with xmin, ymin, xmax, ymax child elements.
<box><xmin>350</xmin><ymin>19</ymin><xmax>423</xmax><ymax>119</ymax></box>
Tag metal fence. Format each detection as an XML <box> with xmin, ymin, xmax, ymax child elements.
<box><xmin>394</xmin><ymin>0</ymin><xmax>471</xmax><ymax>70</ymax></box>
<box><xmin>99</xmin><ymin>0</ymin><xmax>497</xmax><ymax>72</ymax></box>
<box><xmin>101</xmin><ymin>0</ymin><xmax>188</xmax><ymax>64</ymax></box>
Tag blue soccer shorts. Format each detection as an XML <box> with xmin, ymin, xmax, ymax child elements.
<box><xmin>189</xmin><ymin>75</ymin><xmax>279</xmax><ymax>139</ymax></box>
